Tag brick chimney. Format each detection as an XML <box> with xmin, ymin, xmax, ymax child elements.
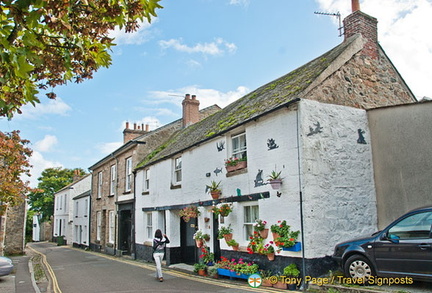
<box><xmin>343</xmin><ymin>0</ymin><xmax>379</xmax><ymax>59</ymax></box>
<box><xmin>73</xmin><ymin>169</ymin><xmax>81</xmax><ymax>182</ymax></box>
<box><xmin>123</xmin><ymin>122</ymin><xmax>148</xmax><ymax>143</ymax></box>
<box><xmin>182</xmin><ymin>94</ymin><xmax>200</xmax><ymax>127</ymax></box>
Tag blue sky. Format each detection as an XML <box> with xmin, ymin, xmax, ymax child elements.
<box><xmin>1</xmin><ymin>0</ymin><xmax>431</xmax><ymax>187</ymax></box>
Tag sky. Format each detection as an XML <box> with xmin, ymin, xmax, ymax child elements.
<box><xmin>1</xmin><ymin>0</ymin><xmax>431</xmax><ymax>187</ymax></box>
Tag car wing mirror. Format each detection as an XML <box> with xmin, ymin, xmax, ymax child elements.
<box><xmin>386</xmin><ymin>233</ymin><xmax>400</xmax><ymax>244</ymax></box>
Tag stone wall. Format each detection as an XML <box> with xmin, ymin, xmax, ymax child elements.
<box><xmin>4</xmin><ymin>201</ymin><xmax>26</xmax><ymax>255</ymax></box>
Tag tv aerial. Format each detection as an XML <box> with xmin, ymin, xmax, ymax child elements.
<box><xmin>314</xmin><ymin>11</ymin><xmax>343</xmax><ymax>37</ymax></box>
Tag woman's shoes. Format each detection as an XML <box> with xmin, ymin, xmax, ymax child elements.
<box><xmin>159</xmin><ymin>277</ymin><xmax>163</xmax><ymax>282</ymax></box>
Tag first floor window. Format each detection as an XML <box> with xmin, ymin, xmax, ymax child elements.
<box><xmin>174</xmin><ymin>156</ymin><xmax>182</xmax><ymax>184</ymax></box>
<box><xmin>244</xmin><ymin>205</ymin><xmax>259</xmax><ymax>241</ymax></box>
<box><xmin>97</xmin><ymin>171</ymin><xmax>103</xmax><ymax>198</ymax></box>
<box><xmin>232</xmin><ymin>132</ymin><xmax>247</xmax><ymax>159</ymax></box>
<box><xmin>146</xmin><ymin>212</ymin><xmax>153</xmax><ymax>239</ymax></box>
<box><xmin>110</xmin><ymin>165</ymin><xmax>116</xmax><ymax>195</ymax></box>
<box><xmin>143</xmin><ymin>169</ymin><xmax>150</xmax><ymax>191</ymax></box>
<box><xmin>109</xmin><ymin>211</ymin><xmax>115</xmax><ymax>243</ymax></box>
<box><xmin>125</xmin><ymin>157</ymin><xmax>132</xmax><ymax>191</ymax></box>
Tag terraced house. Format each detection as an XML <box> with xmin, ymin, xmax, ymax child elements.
<box><xmin>132</xmin><ymin>2</ymin><xmax>416</xmax><ymax>277</ymax></box>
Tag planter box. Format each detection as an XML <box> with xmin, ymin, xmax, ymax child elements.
<box><xmin>282</xmin><ymin>242</ymin><xmax>301</xmax><ymax>252</ymax></box>
<box><xmin>217</xmin><ymin>269</ymin><xmax>249</xmax><ymax>280</ymax></box>
<box><xmin>217</xmin><ymin>268</ymin><xmax>231</xmax><ymax>277</ymax></box>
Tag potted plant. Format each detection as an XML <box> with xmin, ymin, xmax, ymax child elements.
<box><xmin>200</xmin><ymin>246</ymin><xmax>215</xmax><ymax>265</ymax></box>
<box><xmin>217</xmin><ymin>224</ymin><xmax>233</xmax><ymax>242</ymax></box>
<box><xmin>261</xmin><ymin>242</ymin><xmax>276</xmax><ymax>261</ymax></box>
<box><xmin>253</xmin><ymin>219</ymin><xmax>268</xmax><ymax>238</ymax></box>
<box><xmin>207</xmin><ymin>266</ymin><xmax>218</xmax><ymax>279</ymax></box>
<box><xmin>267</xmin><ymin>170</ymin><xmax>282</xmax><ymax>190</ymax></box>
<box><xmin>179</xmin><ymin>206</ymin><xmax>200</xmax><ymax>222</ymax></box>
<box><xmin>283</xmin><ymin>263</ymin><xmax>300</xmax><ymax>290</ymax></box>
<box><xmin>259</xmin><ymin>270</ymin><xmax>273</xmax><ymax>287</ymax></box>
<box><xmin>246</xmin><ymin>231</ymin><xmax>264</xmax><ymax>254</ymax></box>
<box><xmin>206</xmin><ymin>180</ymin><xmax>221</xmax><ymax>199</ymax></box>
<box><xmin>272</xmin><ymin>220</ymin><xmax>301</xmax><ymax>251</ymax></box>
<box><xmin>193</xmin><ymin>262</ymin><xmax>207</xmax><ymax>276</ymax></box>
<box><xmin>212</xmin><ymin>203</ymin><xmax>233</xmax><ymax>217</ymax></box>
<box><xmin>193</xmin><ymin>230</ymin><xmax>210</xmax><ymax>247</ymax></box>
<box><xmin>226</xmin><ymin>239</ymin><xmax>239</xmax><ymax>250</ymax></box>
<box><xmin>224</xmin><ymin>156</ymin><xmax>247</xmax><ymax>172</ymax></box>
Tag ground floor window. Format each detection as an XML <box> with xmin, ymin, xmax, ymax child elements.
<box><xmin>244</xmin><ymin>205</ymin><xmax>259</xmax><ymax>241</ymax></box>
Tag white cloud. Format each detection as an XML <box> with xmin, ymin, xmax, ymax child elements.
<box><xmin>159</xmin><ymin>38</ymin><xmax>237</xmax><ymax>56</ymax></box>
<box><xmin>33</xmin><ymin>135</ymin><xmax>58</xmax><ymax>152</ymax></box>
<box><xmin>315</xmin><ymin>0</ymin><xmax>432</xmax><ymax>99</ymax></box>
<box><xmin>96</xmin><ymin>141</ymin><xmax>123</xmax><ymax>155</ymax></box>
<box><xmin>229</xmin><ymin>0</ymin><xmax>250</xmax><ymax>7</ymax></box>
<box><xmin>109</xmin><ymin>19</ymin><xmax>156</xmax><ymax>45</ymax></box>
<box><xmin>17</xmin><ymin>97</ymin><xmax>72</xmax><ymax>119</ymax></box>
<box><xmin>26</xmin><ymin>151</ymin><xmax>63</xmax><ymax>187</ymax></box>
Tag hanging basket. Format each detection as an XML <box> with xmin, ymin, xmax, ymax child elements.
<box><xmin>269</xmin><ymin>179</ymin><xmax>282</xmax><ymax>190</ymax></box>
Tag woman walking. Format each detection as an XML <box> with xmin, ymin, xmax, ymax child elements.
<box><xmin>153</xmin><ymin>229</ymin><xmax>170</xmax><ymax>282</ymax></box>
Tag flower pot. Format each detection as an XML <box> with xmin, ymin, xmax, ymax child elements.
<box><xmin>259</xmin><ymin>228</ymin><xmax>269</xmax><ymax>239</ymax></box>
<box><xmin>210</xmin><ymin>191</ymin><xmax>221</xmax><ymax>199</ymax></box>
<box><xmin>232</xmin><ymin>245</ymin><xmax>239</xmax><ymax>251</ymax></box>
<box><xmin>198</xmin><ymin>269</ymin><xmax>207</xmax><ymax>276</ymax></box>
<box><xmin>274</xmin><ymin>281</ymin><xmax>287</xmax><ymax>289</ymax></box>
<box><xmin>282</xmin><ymin>242</ymin><xmax>302</xmax><ymax>252</ymax></box>
<box><xmin>225</xmin><ymin>165</ymin><xmax>237</xmax><ymax>172</ymax></box>
<box><xmin>223</xmin><ymin>233</ymin><xmax>233</xmax><ymax>243</ymax></box>
<box><xmin>235</xmin><ymin>160</ymin><xmax>247</xmax><ymax>170</ymax></box>
<box><xmin>272</xmin><ymin>232</ymin><xmax>280</xmax><ymax>240</ymax></box>
<box><xmin>262</xmin><ymin>279</ymin><xmax>273</xmax><ymax>287</ymax></box>
<box><xmin>269</xmin><ymin>179</ymin><xmax>282</xmax><ymax>190</ymax></box>
<box><xmin>195</xmin><ymin>239</ymin><xmax>204</xmax><ymax>248</ymax></box>
<box><xmin>267</xmin><ymin>252</ymin><xmax>275</xmax><ymax>261</ymax></box>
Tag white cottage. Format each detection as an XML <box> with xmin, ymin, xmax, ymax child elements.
<box><xmin>133</xmin><ymin>3</ymin><xmax>415</xmax><ymax>276</ymax></box>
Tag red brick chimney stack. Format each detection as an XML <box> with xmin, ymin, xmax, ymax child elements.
<box><xmin>123</xmin><ymin>121</ymin><xmax>149</xmax><ymax>143</ymax></box>
<box><xmin>182</xmin><ymin>94</ymin><xmax>200</xmax><ymax>127</ymax></box>
<box><xmin>343</xmin><ymin>0</ymin><xmax>379</xmax><ymax>59</ymax></box>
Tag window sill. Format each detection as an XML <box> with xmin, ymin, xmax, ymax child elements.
<box><xmin>142</xmin><ymin>191</ymin><xmax>150</xmax><ymax>195</ymax></box>
<box><xmin>122</xmin><ymin>191</ymin><xmax>131</xmax><ymax>195</ymax></box>
<box><xmin>226</xmin><ymin>168</ymin><xmax>247</xmax><ymax>177</ymax></box>
<box><xmin>108</xmin><ymin>194</ymin><xmax>115</xmax><ymax>197</ymax></box>
<box><xmin>96</xmin><ymin>197</ymin><xmax>101</xmax><ymax>200</ymax></box>
<box><xmin>170</xmin><ymin>184</ymin><xmax>181</xmax><ymax>190</ymax></box>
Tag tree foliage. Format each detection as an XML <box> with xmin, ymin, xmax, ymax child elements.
<box><xmin>0</xmin><ymin>0</ymin><xmax>163</xmax><ymax>118</ymax></box>
<box><xmin>0</xmin><ymin>130</ymin><xmax>33</xmax><ymax>214</ymax></box>
<box><xmin>27</xmin><ymin>167</ymin><xmax>86</xmax><ymax>221</ymax></box>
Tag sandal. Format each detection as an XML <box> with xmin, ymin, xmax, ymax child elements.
<box><xmin>159</xmin><ymin>277</ymin><xmax>163</xmax><ymax>282</ymax></box>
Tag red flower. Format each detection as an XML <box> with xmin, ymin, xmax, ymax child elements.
<box><xmin>289</xmin><ymin>238</ymin><xmax>294</xmax><ymax>241</ymax></box>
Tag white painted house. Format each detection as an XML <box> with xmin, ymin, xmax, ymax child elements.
<box><xmin>53</xmin><ymin>174</ymin><xmax>91</xmax><ymax>246</ymax></box>
<box><xmin>132</xmin><ymin>4</ymin><xmax>415</xmax><ymax>276</ymax></box>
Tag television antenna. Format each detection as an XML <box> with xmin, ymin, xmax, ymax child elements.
<box><xmin>314</xmin><ymin>11</ymin><xmax>343</xmax><ymax>37</ymax></box>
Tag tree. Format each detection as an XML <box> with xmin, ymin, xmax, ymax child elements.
<box><xmin>27</xmin><ymin>167</ymin><xmax>86</xmax><ymax>221</ymax></box>
<box><xmin>0</xmin><ymin>130</ymin><xmax>33</xmax><ymax>214</ymax></box>
<box><xmin>0</xmin><ymin>0</ymin><xmax>163</xmax><ymax>118</ymax></box>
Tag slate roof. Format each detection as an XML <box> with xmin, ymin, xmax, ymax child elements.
<box><xmin>136</xmin><ymin>35</ymin><xmax>361</xmax><ymax>169</ymax></box>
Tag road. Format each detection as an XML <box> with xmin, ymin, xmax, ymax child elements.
<box><xmin>27</xmin><ymin>242</ymin><xmax>263</xmax><ymax>293</ymax></box>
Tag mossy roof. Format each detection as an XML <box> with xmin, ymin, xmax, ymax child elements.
<box><xmin>136</xmin><ymin>36</ymin><xmax>359</xmax><ymax>169</ymax></box>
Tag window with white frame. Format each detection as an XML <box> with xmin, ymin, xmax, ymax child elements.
<box><xmin>108</xmin><ymin>211</ymin><xmax>115</xmax><ymax>243</ymax></box>
<box><xmin>64</xmin><ymin>194</ymin><xmax>67</xmax><ymax>211</ymax></box>
<box><xmin>84</xmin><ymin>199</ymin><xmax>88</xmax><ymax>217</ymax></box>
<box><xmin>125</xmin><ymin>157</ymin><xmax>132</xmax><ymax>191</ymax></box>
<box><xmin>173</xmin><ymin>156</ymin><xmax>182</xmax><ymax>184</ymax></box>
<box><xmin>75</xmin><ymin>201</ymin><xmax>79</xmax><ymax>217</ymax></box>
<box><xmin>232</xmin><ymin>132</ymin><xmax>247</xmax><ymax>159</ymax></box>
<box><xmin>97</xmin><ymin>171</ymin><xmax>103</xmax><ymax>198</ymax></box>
<box><xmin>110</xmin><ymin>165</ymin><xmax>116</xmax><ymax>196</ymax></box>
<box><xmin>146</xmin><ymin>212</ymin><xmax>153</xmax><ymax>239</ymax></box>
<box><xmin>244</xmin><ymin>205</ymin><xmax>259</xmax><ymax>241</ymax></box>
<box><xmin>59</xmin><ymin>196</ymin><xmax>62</xmax><ymax>210</ymax></box>
<box><xmin>143</xmin><ymin>169</ymin><xmax>150</xmax><ymax>192</ymax></box>
<box><xmin>96</xmin><ymin>211</ymin><xmax>102</xmax><ymax>241</ymax></box>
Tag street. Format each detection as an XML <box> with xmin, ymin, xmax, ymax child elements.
<box><xmin>23</xmin><ymin>242</ymin><xmax>264</xmax><ymax>293</ymax></box>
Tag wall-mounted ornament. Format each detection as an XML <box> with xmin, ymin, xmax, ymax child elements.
<box><xmin>267</xmin><ymin>138</ymin><xmax>279</xmax><ymax>150</ymax></box>
<box><xmin>307</xmin><ymin>122</ymin><xmax>323</xmax><ymax>136</ymax></box>
<box><xmin>357</xmin><ymin>129</ymin><xmax>367</xmax><ymax>144</ymax></box>
<box><xmin>216</xmin><ymin>141</ymin><xmax>225</xmax><ymax>152</ymax></box>
<box><xmin>214</xmin><ymin>167</ymin><xmax>223</xmax><ymax>176</ymax></box>
<box><xmin>254</xmin><ymin>169</ymin><xmax>266</xmax><ymax>187</ymax></box>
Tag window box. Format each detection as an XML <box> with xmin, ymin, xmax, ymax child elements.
<box><xmin>282</xmin><ymin>242</ymin><xmax>302</xmax><ymax>252</ymax></box>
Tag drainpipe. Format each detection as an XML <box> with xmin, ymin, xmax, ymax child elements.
<box><xmin>132</xmin><ymin>170</ymin><xmax>137</xmax><ymax>260</ymax></box>
<box><xmin>296</xmin><ymin>103</ymin><xmax>307</xmax><ymax>291</ymax></box>
<box><xmin>109</xmin><ymin>153</ymin><xmax>119</xmax><ymax>256</ymax></box>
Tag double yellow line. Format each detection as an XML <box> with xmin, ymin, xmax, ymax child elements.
<box><xmin>28</xmin><ymin>245</ymin><xmax>62</xmax><ymax>293</ymax></box>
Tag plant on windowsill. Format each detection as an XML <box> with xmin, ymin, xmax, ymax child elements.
<box><xmin>226</xmin><ymin>239</ymin><xmax>239</xmax><ymax>250</ymax></box>
<box><xmin>224</xmin><ymin>156</ymin><xmax>247</xmax><ymax>172</ymax></box>
<box><xmin>179</xmin><ymin>205</ymin><xmax>200</xmax><ymax>223</ymax></box>
<box><xmin>267</xmin><ymin>170</ymin><xmax>283</xmax><ymax>190</ymax></box>
<box><xmin>271</xmin><ymin>220</ymin><xmax>301</xmax><ymax>251</ymax></box>
<box><xmin>206</xmin><ymin>180</ymin><xmax>221</xmax><ymax>199</ymax></box>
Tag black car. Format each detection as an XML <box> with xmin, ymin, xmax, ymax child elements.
<box><xmin>333</xmin><ymin>206</ymin><xmax>432</xmax><ymax>281</ymax></box>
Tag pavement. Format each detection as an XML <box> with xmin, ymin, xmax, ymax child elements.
<box><xmin>1</xmin><ymin>243</ymin><xmax>431</xmax><ymax>293</ymax></box>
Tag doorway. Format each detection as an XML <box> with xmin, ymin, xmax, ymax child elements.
<box><xmin>180</xmin><ymin>217</ymin><xmax>199</xmax><ymax>264</ymax></box>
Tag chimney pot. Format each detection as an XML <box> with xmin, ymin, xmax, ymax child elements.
<box><xmin>133</xmin><ymin>123</ymin><xmax>137</xmax><ymax>130</ymax></box>
<box><xmin>126</xmin><ymin>122</ymin><xmax>129</xmax><ymax>129</ymax></box>
<box><xmin>185</xmin><ymin>94</ymin><xmax>190</xmax><ymax>99</ymax></box>
<box><xmin>352</xmin><ymin>0</ymin><xmax>360</xmax><ymax>12</ymax></box>
<box><xmin>192</xmin><ymin>95</ymin><xmax>196</xmax><ymax>100</ymax></box>
<box><xmin>145</xmin><ymin>124</ymin><xmax>149</xmax><ymax>132</ymax></box>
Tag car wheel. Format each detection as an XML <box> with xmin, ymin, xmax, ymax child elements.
<box><xmin>344</xmin><ymin>255</ymin><xmax>375</xmax><ymax>280</ymax></box>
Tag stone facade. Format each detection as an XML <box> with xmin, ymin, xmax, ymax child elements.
<box><xmin>3</xmin><ymin>201</ymin><xmax>26</xmax><ymax>255</ymax></box>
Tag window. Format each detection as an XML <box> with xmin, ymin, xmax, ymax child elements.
<box><xmin>110</xmin><ymin>165</ymin><xmax>116</xmax><ymax>196</ymax></box>
<box><xmin>388</xmin><ymin>211</ymin><xmax>432</xmax><ymax>240</ymax></box>
<box><xmin>84</xmin><ymin>199</ymin><xmax>88</xmax><ymax>217</ymax></box>
<box><xmin>143</xmin><ymin>169</ymin><xmax>150</xmax><ymax>192</ymax></box>
<box><xmin>97</xmin><ymin>171</ymin><xmax>103</xmax><ymax>198</ymax></box>
<box><xmin>146</xmin><ymin>212</ymin><xmax>153</xmax><ymax>239</ymax></box>
<box><xmin>173</xmin><ymin>156</ymin><xmax>182</xmax><ymax>184</ymax></box>
<box><xmin>108</xmin><ymin>211</ymin><xmax>115</xmax><ymax>243</ymax></box>
<box><xmin>125</xmin><ymin>157</ymin><xmax>132</xmax><ymax>191</ymax></box>
<box><xmin>244</xmin><ymin>205</ymin><xmax>259</xmax><ymax>241</ymax></box>
<box><xmin>232</xmin><ymin>133</ymin><xmax>247</xmax><ymax>159</ymax></box>
<box><xmin>75</xmin><ymin>201</ymin><xmax>79</xmax><ymax>217</ymax></box>
<box><xmin>96</xmin><ymin>211</ymin><xmax>102</xmax><ymax>241</ymax></box>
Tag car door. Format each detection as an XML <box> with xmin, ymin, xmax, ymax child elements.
<box><xmin>374</xmin><ymin>210</ymin><xmax>432</xmax><ymax>278</ymax></box>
